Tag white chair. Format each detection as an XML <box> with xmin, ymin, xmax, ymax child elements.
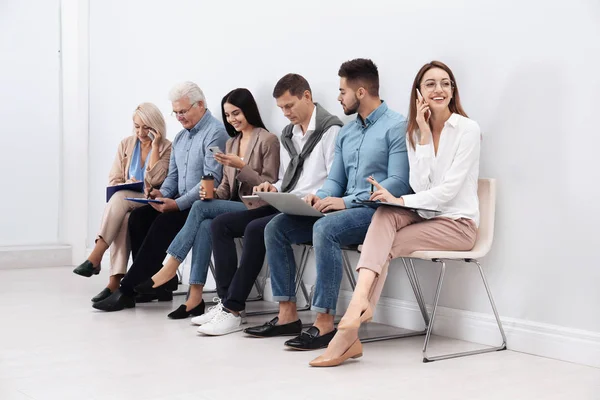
<box><xmin>407</xmin><ymin>178</ymin><xmax>507</xmax><ymax>362</ymax></box>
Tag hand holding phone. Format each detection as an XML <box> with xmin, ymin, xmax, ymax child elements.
<box><xmin>209</xmin><ymin>146</ymin><xmax>223</xmax><ymax>155</ymax></box>
<box><xmin>415</xmin><ymin>88</ymin><xmax>431</xmax><ymax>123</ymax></box>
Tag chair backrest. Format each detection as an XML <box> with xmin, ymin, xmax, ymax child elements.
<box><xmin>469</xmin><ymin>178</ymin><xmax>496</xmax><ymax>258</ymax></box>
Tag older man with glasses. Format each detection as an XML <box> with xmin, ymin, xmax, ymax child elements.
<box><xmin>94</xmin><ymin>81</ymin><xmax>229</xmax><ymax>312</ymax></box>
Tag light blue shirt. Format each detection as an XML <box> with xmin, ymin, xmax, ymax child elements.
<box><xmin>316</xmin><ymin>101</ymin><xmax>411</xmax><ymax>208</ymax></box>
<box><xmin>159</xmin><ymin>110</ymin><xmax>229</xmax><ymax>210</ymax></box>
<box><xmin>128</xmin><ymin>139</ymin><xmax>151</xmax><ymax>182</ymax></box>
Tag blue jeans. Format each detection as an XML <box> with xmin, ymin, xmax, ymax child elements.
<box><xmin>265</xmin><ymin>207</ymin><xmax>375</xmax><ymax>314</ymax></box>
<box><xmin>167</xmin><ymin>199</ymin><xmax>247</xmax><ymax>285</ymax></box>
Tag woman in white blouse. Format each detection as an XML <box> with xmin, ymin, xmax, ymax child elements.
<box><xmin>310</xmin><ymin>61</ymin><xmax>481</xmax><ymax>367</ymax></box>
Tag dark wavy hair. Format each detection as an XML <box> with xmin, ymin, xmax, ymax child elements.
<box><xmin>221</xmin><ymin>88</ymin><xmax>268</xmax><ymax>137</ymax></box>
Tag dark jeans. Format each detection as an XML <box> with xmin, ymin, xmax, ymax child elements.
<box><xmin>119</xmin><ymin>205</ymin><xmax>191</xmax><ymax>296</ymax></box>
<box><xmin>210</xmin><ymin>205</ymin><xmax>279</xmax><ymax>312</ymax></box>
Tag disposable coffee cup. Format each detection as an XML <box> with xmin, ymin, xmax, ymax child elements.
<box><xmin>201</xmin><ymin>174</ymin><xmax>215</xmax><ymax>200</ymax></box>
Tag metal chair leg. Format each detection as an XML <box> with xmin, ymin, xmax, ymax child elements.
<box><xmin>202</xmin><ymin>260</ymin><xmax>218</xmax><ymax>294</ymax></box>
<box><xmin>245</xmin><ymin>245</ymin><xmax>313</xmax><ymax>316</ymax></box>
<box><xmin>409</xmin><ymin>259</ymin><xmax>430</xmax><ymax>326</ymax></box>
<box><xmin>473</xmin><ymin>259</ymin><xmax>507</xmax><ymax>346</ymax></box>
<box><xmin>174</xmin><ymin>260</ymin><xmax>189</xmax><ymax>297</ymax></box>
<box><xmin>294</xmin><ymin>246</ymin><xmax>312</xmax><ymax>310</ymax></box>
<box><xmin>402</xmin><ymin>259</ymin><xmax>430</xmax><ymax>327</ymax></box>
<box><xmin>422</xmin><ymin>259</ymin><xmax>507</xmax><ymax>363</ymax></box>
<box><xmin>343</xmin><ymin>253</ymin><xmax>428</xmax><ymax>343</ymax></box>
<box><xmin>341</xmin><ymin>250</ymin><xmax>357</xmax><ymax>290</ymax></box>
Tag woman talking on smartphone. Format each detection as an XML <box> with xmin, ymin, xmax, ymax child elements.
<box><xmin>73</xmin><ymin>103</ymin><xmax>172</xmax><ymax>303</ymax></box>
<box><xmin>310</xmin><ymin>61</ymin><xmax>481</xmax><ymax>367</ymax></box>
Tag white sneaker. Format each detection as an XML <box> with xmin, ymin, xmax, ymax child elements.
<box><xmin>196</xmin><ymin>309</ymin><xmax>243</xmax><ymax>336</ymax></box>
<box><xmin>191</xmin><ymin>297</ymin><xmax>222</xmax><ymax>325</ymax></box>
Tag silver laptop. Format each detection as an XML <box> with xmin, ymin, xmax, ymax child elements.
<box><xmin>253</xmin><ymin>192</ymin><xmax>343</xmax><ymax>217</ymax></box>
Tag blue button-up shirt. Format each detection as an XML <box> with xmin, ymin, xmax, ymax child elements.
<box><xmin>316</xmin><ymin>101</ymin><xmax>410</xmax><ymax>208</ymax></box>
<box><xmin>159</xmin><ymin>110</ymin><xmax>228</xmax><ymax>210</ymax></box>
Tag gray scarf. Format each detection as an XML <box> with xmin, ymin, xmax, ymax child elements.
<box><xmin>280</xmin><ymin>103</ymin><xmax>343</xmax><ymax>193</ymax></box>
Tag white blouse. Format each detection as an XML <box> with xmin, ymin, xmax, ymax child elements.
<box><xmin>402</xmin><ymin>113</ymin><xmax>481</xmax><ymax>226</ymax></box>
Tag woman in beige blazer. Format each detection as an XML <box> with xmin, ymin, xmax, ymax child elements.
<box><xmin>73</xmin><ymin>103</ymin><xmax>172</xmax><ymax>303</ymax></box>
<box><xmin>134</xmin><ymin>88</ymin><xmax>280</xmax><ymax>319</ymax></box>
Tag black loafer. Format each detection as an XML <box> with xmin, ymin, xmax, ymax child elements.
<box><xmin>135</xmin><ymin>276</ymin><xmax>179</xmax><ymax>294</ymax></box>
<box><xmin>92</xmin><ymin>290</ymin><xmax>135</xmax><ymax>312</ymax></box>
<box><xmin>91</xmin><ymin>288</ymin><xmax>112</xmax><ymax>303</ymax></box>
<box><xmin>244</xmin><ymin>317</ymin><xmax>302</xmax><ymax>338</ymax></box>
<box><xmin>167</xmin><ymin>301</ymin><xmax>205</xmax><ymax>320</ymax></box>
<box><xmin>135</xmin><ymin>290</ymin><xmax>173</xmax><ymax>303</ymax></box>
<box><xmin>284</xmin><ymin>326</ymin><xmax>337</xmax><ymax>350</ymax></box>
<box><xmin>73</xmin><ymin>260</ymin><xmax>101</xmax><ymax>277</ymax></box>
<box><xmin>134</xmin><ymin>278</ymin><xmax>156</xmax><ymax>295</ymax></box>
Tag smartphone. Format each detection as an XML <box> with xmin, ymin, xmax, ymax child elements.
<box><xmin>416</xmin><ymin>89</ymin><xmax>431</xmax><ymax>120</ymax></box>
<box><xmin>148</xmin><ymin>129</ymin><xmax>155</xmax><ymax>141</ymax></box>
<box><xmin>209</xmin><ymin>146</ymin><xmax>223</xmax><ymax>154</ymax></box>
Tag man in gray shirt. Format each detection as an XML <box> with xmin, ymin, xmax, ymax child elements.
<box><xmin>94</xmin><ymin>81</ymin><xmax>228</xmax><ymax>312</ymax></box>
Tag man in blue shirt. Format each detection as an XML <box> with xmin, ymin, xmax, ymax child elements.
<box><xmin>245</xmin><ymin>59</ymin><xmax>411</xmax><ymax>350</ymax></box>
<box><xmin>94</xmin><ymin>81</ymin><xmax>228</xmax><ymax>312</ymax></box>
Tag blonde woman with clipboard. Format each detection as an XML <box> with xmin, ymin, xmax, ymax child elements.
<box><xmin>72</xmin><ymin>103</ymin><xmax>171</xmax><ymax>304</ymax></box>
<box><xmin>310</xmin><ymin>61</ymin><xmax>481</xmax><ymax>367</ymax></box>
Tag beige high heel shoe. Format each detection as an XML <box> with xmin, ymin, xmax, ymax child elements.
<box><xmin>309</xmin><ymin>339</ymin><xmax>363</xmax><ymax>367</ymax></box>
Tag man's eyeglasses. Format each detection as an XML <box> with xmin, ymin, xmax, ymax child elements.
<box><xmin>420</xmin><ymin>80</ymin><xmax>453</xmax><ymax>92</ymax></box>
<box><xmin>171</xmin><ymin>102</ymin><xmax>198</xmax><ymax>118</ymax></box>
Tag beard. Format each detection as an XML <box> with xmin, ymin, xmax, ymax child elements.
<box><xmin>342</xmin><ymin>96</ymin><xmax>360</xmax><ymax>115</ymax></box>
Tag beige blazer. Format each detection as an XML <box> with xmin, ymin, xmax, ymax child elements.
<box><xmin>215</xmin><ymin>127</ymin><xmax>280</xmax><ymax>209</ymax></box>
<box><xmin>108</xmin><ymin>135</ymin><xmax>172</xmax><ymax>191</ymax></box>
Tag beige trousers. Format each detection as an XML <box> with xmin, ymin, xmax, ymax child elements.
<box><xmin>357</xmin><ymin>207</ymin><xmax>477</xmax><ymax>307</ymax></box>
<box><xmin>97</xmin><ymin>190</ymin><xmax>145</xmax><ymax>276</ymax></box>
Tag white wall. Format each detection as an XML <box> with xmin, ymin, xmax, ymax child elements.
<box><xmin>0</xmin><ymin>1</ymin><xmax>61</xmax><ymax>246</ymax></box>
<box><xmin>82</xmin><ymin>0</ymin><xmax>600</xmax><ymax>364</ymax></box>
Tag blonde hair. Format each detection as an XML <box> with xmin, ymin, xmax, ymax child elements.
<box><xmin>133</xmin><ymin>102</ymin><xmax>166</xmax><ymax>136</ymax></box>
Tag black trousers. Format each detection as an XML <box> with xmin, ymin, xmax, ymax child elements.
<box><xmin>120</xmin><ymin>205</ymin><xmax>191</xmax><ymax>296</ymax></box>
<box><xmin>210</xmin><ymin>205</ymin><xmax>279</xmax><ymax>312</ymax></box>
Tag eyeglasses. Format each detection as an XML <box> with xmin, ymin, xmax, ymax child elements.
<box><xmin>420</xmin><ymin>80</ymin><xmax>454</xmax><ymax>92</ymax></box>
<box><xmin>171</xmin><ymin>102</ymin><xmax>198</xmax><ymax>118</ymax></box>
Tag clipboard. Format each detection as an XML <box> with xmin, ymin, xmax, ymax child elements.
<box><xmin>125</xmin><ymin>198</ymin><xmax>164</xmax><ymax>204</ymax></box>
<box><xmin>352</xmin><ymin>199</ymin><xmax>440</xmax><ymax>214</ymax></box>
<box><xmin>106</xmin><ymin>181</ymin><xmax>144</xmax><ymax>202</ymax></box>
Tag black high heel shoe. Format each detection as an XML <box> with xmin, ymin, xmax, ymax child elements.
<box><xmin>73</xmin><ymin>260</ymin><xmax>101</xmax><ymax>277</ymax></box>
<box><xmin>167</xmin><ymin>300</ymin><xmax>205</xmax><ymax>320</ymax></box>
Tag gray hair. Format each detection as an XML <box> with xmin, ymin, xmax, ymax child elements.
<box><xmin>168</xmin><ymin>81</ymin><xmax>206</xmax><ymax>105</ymax></box>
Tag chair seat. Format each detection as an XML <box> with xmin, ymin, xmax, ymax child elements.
<box><xmin>408</xmin><ymin>248</ymin><xmax>487</xmax><ymax>261</ymax></box>
<box><xmin>341</xmin><ymin>244</ymin><xmax>361</xmax><ymax>251</ymax></box>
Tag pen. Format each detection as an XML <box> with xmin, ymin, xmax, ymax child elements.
<box><xmin>147</xmin><ymin>185</ymin><xmax>158</xmax><ymax>199</ymax></box>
